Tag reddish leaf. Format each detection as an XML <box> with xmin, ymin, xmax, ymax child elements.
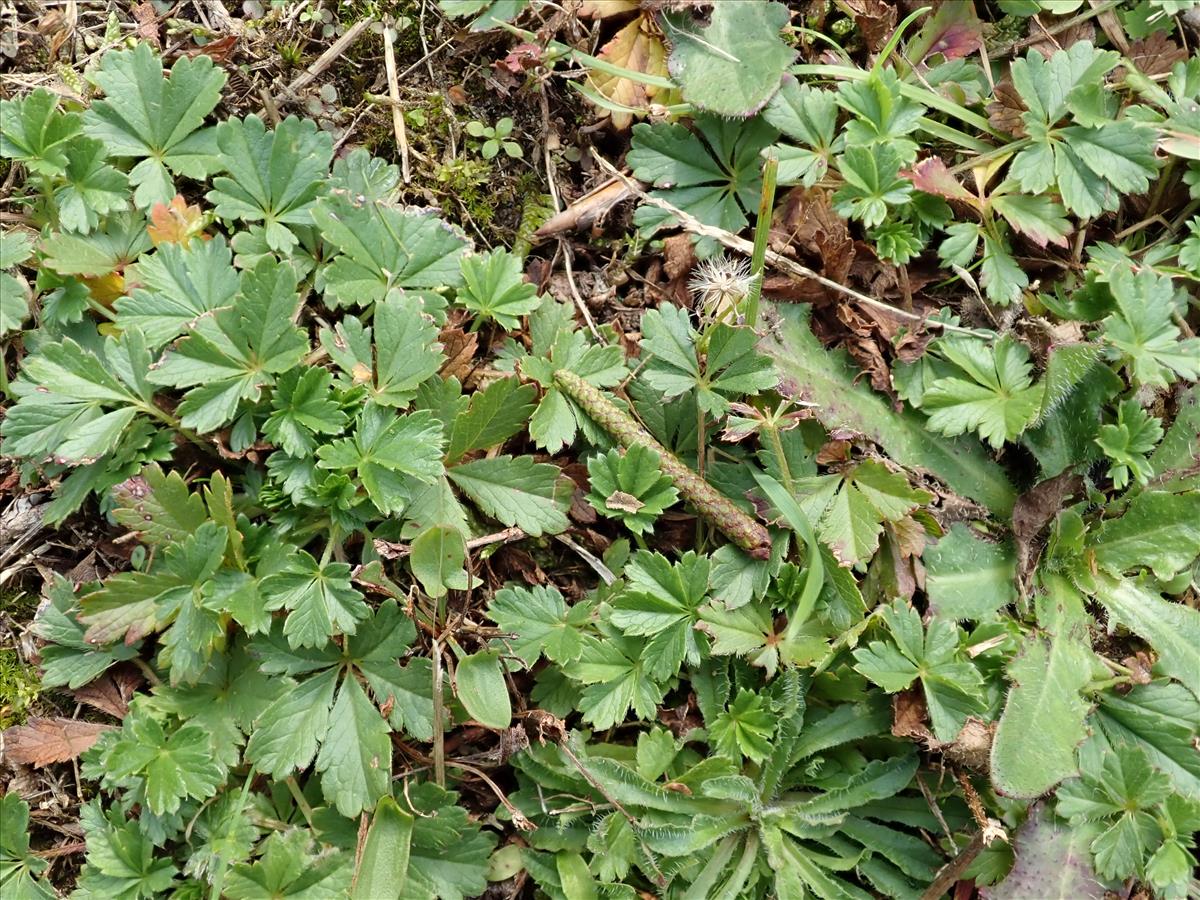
<box><xmin>906</xmin><ymin>157</ymin><xmax>977</xmax><ymax>206</ymax></box>
<box><xmin>72</xmin><ymin>668</ymin><xmax>141</xmax><ymax>719</ymax></box>
<box><xmin>2</xmin><ymin>717</ymin><xmax>114</xmax><ymax>766</ymax></box>
<box><xmin>906</xmin><ymin>1</ymin><xmax>983</xmax><ymax>64</ymax></box>
<box><xmin>147</xmin><ymin>195</ymin><xmax>208</xmax><ymax>247</ymax></box>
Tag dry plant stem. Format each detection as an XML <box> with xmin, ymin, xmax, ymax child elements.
<box><xmin>554</xmin><ymin>370</ymin><xmax>772</xmax><ymax>559</ymax></box>
<box><xmin>431</xmin><ymin>638</ymin><xmax>446</xmax><ymax>788</ymax></box>
<box><xmin>382</xmin><ymin>22</ymin><xmax>411</xmax><ymax>184</ymax></box>
<box><xmin>283</xmin><ymin>17</ymin><xmax>374</xmax><ymax>97</ymax></box>
<box><xmin>589</xmin><ymin>149</ymin><xmax>990</xmax><ymax>339</ymax></box>
<box><xmin>918</xmin><ymin>831</ymin><xmax>986</xmax><ymax>900</ymax></box>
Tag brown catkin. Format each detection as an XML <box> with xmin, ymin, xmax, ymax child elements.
<box><xmin>554</xmin><ymin>370</ymin><xmax>772</xmax><ymax>559</ymax></box>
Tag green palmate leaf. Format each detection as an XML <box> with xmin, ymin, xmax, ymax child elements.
<box><xmin>487</xmin><ymin>584</ymin><xmax>590</xmax><ymax>665</ymax></box>
<box><xmin>836</xmin><ymin>68</ymin><xmax>925</xmax><ymax>163</ymax></box>
<box><xmin>852</xmin><ymin>599</ymin><xmax>987</xmax><ymax>741</ymax></box>
<box><xmin>922</xmin><ymin>335</ymin><xmax>1043</xmax><ymax>449</ymax></box>
<box><xmin>260</xmin><ymin>551</ymin><xmax>367</xmax><ymax>649</ymax></box>
<box><xmin>317</xmin><ymin>404</ymin><xmax>444</xmax><ymax>516</ymax></box>
<box><xmin>640</xmin><ymin>306</ymin><xmax>775</xmax><ymax>415</ymax></box>
<box><xmin>116</xmin><ymin>235</ymin><xmax>240</xmax><ymax>346</ymax></box>
<box><xmin>147</xmin><ymin>258</ymin><xmax>308</xmax><ymax>432</ymax></box>
<box><xmin>1056</xmin><ymin>745</ymin><xmax>1176</xmax><ymax>882</ymax></box>
<box><xmin>53</xmin><ymin>137</ymin><xmax>129</xmax><ymax>233</ymax></box>
<box><xmin>206</xmin><ymin>115</ymin><xmax>333</xmax><ymax>253</ymax></box>
<box><xmin>83</xmin><ymin>43</ymin><xmax>226</xmax><ymax>208</ymax></box>
<box><xmin>315</xmin><ymin>675</ymin><xmax>392</xmax><ymax>817</ymax></box>
<box><xmin>263</xmin><ymin>367</ymin><xmax>348</xmax><ymax>457</ymax></box>
<box><xmin>833</xmin><ymin>144</ymin><xmax>913</xmax><ymax>228</ymax></box>
<box><xmin>39</xmin><ymin>208</ymin><xmax>152</xmax><ymax>278</ymax></box>
<box><xmin>627</xmin><ymin>115</ymin><xmax>777</xmax><ymax>256</ymax></box>
<box><xmin>457</xmin><ymin>248</ymin><xmax>542</xmax><ymax>328</ymax></box>
<box><xmin>1087</xmin><ymin>491</ymin><xmax>1200</xmax><ymax>579</ymax></box>
<box><xmin>612</xmin><ymin>550</ymin><xmax>710</xmax><ymax>681</ymax></box>
<box><xmin>409</xmin><ymin>524</ymin><xmax>468</xmax><ymax>598</ymax></box>
<box><xmin>76</xmin><ymin>801</ymin><xmax>178</xmax><ymax>899</ymax></box>
<box><xmin>454</xmin><ymin>650</ymin><xmax>512</xmax><ymax>729</ymax></box>
<box><xmin>1090</xmin><ymin>681</ymin><xmax>1200</xmax><ymax>800</ymax></box>
<box><xmin>348</xmin><ymin>601</ymin><xmax>434</xmax><ymax>740</ymax></box>
<box><xmin>446</xmin><ymin>376</ymin><xmax>535</xmax><ymax>462</ymax></box>
<box><xmin>1091</xmin><ymin>573</ymin><xmax>1200</xmax><ymax>700</ymax></box>
<box><xmin>585</xmin><ymin>444</ymin><xmax>679</xmax><ymax>535</ymax></box>
<box><xmin>1100</xmin><ymin>266</ymin><xmax>1200</xmax><ymax>388</ymax></box>
<box><xmin>97</xmin><ymin>706</ymin><xmax>224</xmax><ymax>815</ymax></box>
<box><xmin>225</xmin><ymin>830</ymin><xmax>350</xmax><ymax>900</ymax></box>
<box><xmin>33</xmin><ymin>577</ymin><xmax>140</xmax><ymax>689</ymax></box>
<box><xmin>112</xmin><ymin>465</ymin><xmax>207</xmax><ymax>547</ymax></box>
<box><xmin>798</xmin><ymin>461</ymin><xmax>932</xmax><ymax>568</ymax></box>
<box><xmin>1095</xmin><ymin>399</ymin><xmax>1163</xmax><ymax>489</ymax></box>
<box><xmin>2</xmin><ymin>330</ymin><xmax>157</xmax><ymax>466</ymax></box>
<box><xmin>312</xmin><ymin>193</ymin><xmax>469</xmax><ymax>307</ymax></box>
<box><xmin>990</xmin><ymin>189</ymin><xmax>1072</xmax><ymax>249</ymax></box>
<box><xmin>709</xmin><ymin>689</ymin><xmax>775</xmax><ymax>763</ymax></box>
<box><xmin>321</xmin><ymin>292</ymin><xmax>446</xmax><ymax>408</ymax></box>
<box><xmin>568</xmin><ymin>632</ymin><xmax>665</xmax><ymax>729</ymax></box>
<box><xmin>0</xmin><ymin>87</ymin><xmax>81</xmax><ymax>176</ymax></box>
<box><xmin>447</xmin><ymin>455</ymin><xmax>569</xmax><ymax>536</ymax></box>
<box><xmin>661</xmin><ymin>0</ymin><xmax>795</xmax><ymax>117</ymax></box>
<box><xmin>992</xmin><ymin>576</ymin><xmax>1096</xmax><ymax>798</ymax></box>
<box><xmin>923</xmin><ymin>524</ymin><xmax>1017</xmax><ymax>620</ymax></box>
<box><xmin>0</xmin><ymin>793</ymin><xmax>54</xmax><ymax>900</ymax></box>
<box><xmin>763</xmin><ymin>77</ymin><xmax>840</xmax><ymax>187</ymax></box>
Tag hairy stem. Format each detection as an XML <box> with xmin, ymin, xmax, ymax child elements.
<box><xmin>554</xmin><ymin>370</ymin><xmax>771</xmax><ymax>559</ymax></box>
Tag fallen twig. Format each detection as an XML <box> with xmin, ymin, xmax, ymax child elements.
<box><xmin>382</xmin><ymin>20</ymin><xmax>411</xmax><ymax>183</ymax></box>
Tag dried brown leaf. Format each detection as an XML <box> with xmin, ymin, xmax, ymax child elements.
<box><xmin>586</xmin><ymin>15</ymin><xmax>669</xmax><ymax>129</ymax></box>
<box><xmin>438</xmin><ymin>326</ymin><xmax>478</xmax><ymax>382</ymax></box>
<box><xmin>2</xmin><ymin>718</ymin><xmax>114</xmax><ymax>767</ymax></box>
<box><xmin>844</xmin><ymin>0</ymin><xmax>896</xmax><ymax>53</ymax></box>
<box><xmin>72</xmin><ymin>668</ymin><xmax>140</xmax><ymax>719</ymax></box>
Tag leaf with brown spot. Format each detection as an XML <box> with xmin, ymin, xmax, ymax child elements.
<box><xmin>2</xmin><ymin>718</ymin><xmax>114</xmax><ymax>766</ymax></box>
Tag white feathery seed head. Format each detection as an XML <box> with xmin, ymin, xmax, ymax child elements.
<box><xmin>688</xmin><ymin>254</ymin><xmax>754</xmax><ymax>323</ymax></box>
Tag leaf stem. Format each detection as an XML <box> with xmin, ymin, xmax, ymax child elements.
<box><xmin>744</xmin><ymin>152</ymin><xmax>778</xmax><ymax>331</ymax></box>
<box><xmin>554</xmin><ymin>370</ymin><xmax>771</xmax><ymax>559</ymax></box>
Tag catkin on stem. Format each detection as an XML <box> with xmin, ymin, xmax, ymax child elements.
<box><xmin>554</xmin><ymin>370</ymin><xmax>772</xmax><ymax>559</ymax></box>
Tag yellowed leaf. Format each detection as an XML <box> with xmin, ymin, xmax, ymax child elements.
<box><xmin>147</xmin><ymin>194</ymin><xmax>208</xmax><ymax>247</ymax></box>
<box><xmin>587</xmin><ymin>15</ymin><xmax>669</xmax><ymax>130</ymax></box>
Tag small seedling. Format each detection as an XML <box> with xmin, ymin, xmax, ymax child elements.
<box><xmin>465</xmin><ymin>117</ymin><xmax>522</xmax><ymax>159</ymax></box>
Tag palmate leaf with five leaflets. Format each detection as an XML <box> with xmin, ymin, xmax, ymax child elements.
<box><xmin>1099</xmin><ymin>266</ymin><xmax>1200</xmax><ymax>388</ymax></box>
<box><xmin>568</xmin><ymin>627</ymin><xmax>666</xmax><ymax>729</ymax></box>
<box><xmin>487</xmin><ymin>584</ymin><xmax>591</xmax><ymax>666</ymax></box>
<box><xmin>91</xmin><ymin>704</ymin><xmax>224</xmax><ymax>816</ymax></box>
<box><xmin>224</xmin><ymin>830</ymin><xmax>350</xmax><ymax>900</ymax></box>
<box><xmin>585</xmin><ymin>443</ymin><xmax>679</xmax><ymax>535</ymax></box>
<box><xmin>921</xmin><ymin>335</ymin><xmax>1044</xmax><ymax>449</ymax></box>
<box><xmin>263</xmin><ymin>367</ymin><xmax>348</xmax><ymax>457</ymax></box>
<box><xmin>246</xmin><ymin>602</ymin><xmax>430</xmax><ymax>816</ymax></box>
<box><xmin>316</xmin><ymin>404</ymin><xmax>445</xmax><ymax>516</ymax></box>
<box><xmin>852</xmin><ymin>599</ymin><xmax>987</xmax><ymax>741</ymax></box>
<box><xmin>260</xmin><ymin>551</ymin><xmax>368</xmax><ymax>649</ymax></box>
<box><xmin>147</xmin><ymin>257</ymin><xmax>308</xmax><ymax>432</ymax></box>
<box><xmin>83</xmin><ymin>43</ymin><xmax>226</xmax><ymax>208</ymax></box>
<box><xmin>763</xmin><ymin>77</ymin><xmax>841</xmax><ymax>187</ymax></box>
<box><xmin>1</xmin><ymin>328</ymin><xmax>160</xmax><ymax>466</ymax></box>
<box><xmin>53</xmin><ymin>137</ymin><xmax>129</xmax><ymax>233</ymax></box>
<box><xmin>640</xmin><ymin>305</ymin><xmax>776</xmax><ymax>415</ymax></box>
<box><xmin>627</xmin><ymin>115</ymin><xmax>777</xmax><ymax>256</ymax></box>
<box><xmin>312</xmin><ymin>193</ymin><xmax>469</xmax><ymax>307</ymax></box>
<box><xmin>206</xmin><ymin>115</ymin><xmax>333</xmax><ymax>253</ymax></box>
<box><xmin>456</xmin><ymin>247</ymin><xmax>542</xmax><ymax>328</ymax></box>
<box><xmin>115</xmin><ymin>235</ymin><xmax>240</xmax><ymax>347</ymax></box>
<box><xmin>0</xmin><ymin>87</ymin><xmax>81</xmax><ymax>176</ymax></box>
<box><xmin>611</xmin><ymin>550</ymin><xmax>710</xmax><ymax>681</ymax></box>
<box><xmin>321</xmin><ymin>291</ymin><xmax>446</xmax><ymax>408</ymax></box>
<box><xmin>75</xmin><ymin>801</ymin><xmax>178</xmax><ymax>899</ymax></box>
